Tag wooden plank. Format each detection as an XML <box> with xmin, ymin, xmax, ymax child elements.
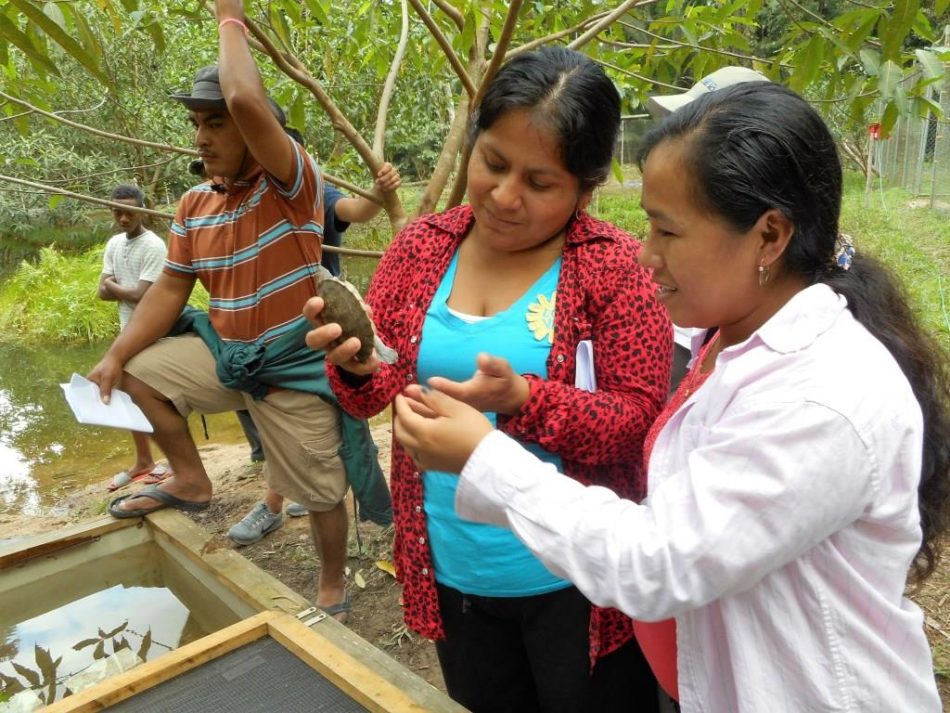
<box><xmin>147</xmin><ymin>509</ymin><xmax>310</xmax><ymax>616</ymax></box>
<box><xmin>268</xmin><ymin>615</ymin><xmax>432</xmax><ymax>712</ymax></box>
<box><xmin>0</xmin><ymin>516</ymin><xmax>137</xmax><ymax>568</ymax></box>
<box><xmin>45</xmin><ymin>611</ymin><xmax>278</xmax><ymax>712</ymax></box>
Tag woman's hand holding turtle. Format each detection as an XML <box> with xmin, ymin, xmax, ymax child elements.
<box><xmin>427</xmin><ymin>352</ymin><xmax>530</xmax><ymax>416</ymax></box>
<box><xmin>303</xmin><ymin>296</ymin><xmax>380</xmax><ymax>376</ymax></box>
<box><xmin>394</xmin><ymin>387</ymin><xmax>494</xmax><ymax>473</ymax></box>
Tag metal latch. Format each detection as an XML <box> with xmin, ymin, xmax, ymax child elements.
<box><xmin>295</xmin><ymin>606</ymin><xmax>327</xmax><ymax>627</ymax></box>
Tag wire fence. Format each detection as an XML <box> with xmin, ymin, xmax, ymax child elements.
<box><xmin>876</xmin><ymin>63</ymin><xmax>950</xmax><ymax>209</ymax></box>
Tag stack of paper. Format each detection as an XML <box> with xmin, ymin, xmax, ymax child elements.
<box><xmin>60</xmin><ymin>373</ymin><xmax>153</xmax><ymax>433</ymax></box>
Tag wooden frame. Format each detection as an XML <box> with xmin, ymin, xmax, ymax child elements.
<box><xmin>44</xmin><ymin>610</ymin><xmax>461</xmax><ymax>712</ymax></box>
<box><xmin>2</xmin><ymin>512</ymin><xmax>464</xmax><ymax>712</ymax></box>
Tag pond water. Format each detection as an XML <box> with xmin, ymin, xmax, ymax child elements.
<box><xmin>0</xmin><ymin>340</ymin><xmax>246</xmax><ymax>517</ymax></box>
<box><xmin>0</xmin><ymin>538</ymin><xmax>239</xmax><ymax>704</ymax></box>
<box><xmin>0</xmin><ymin>255</ymin><xmax>378</xmax><ymax>518</ymax></box>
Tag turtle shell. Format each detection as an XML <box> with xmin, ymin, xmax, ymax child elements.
<box><xmin>315</xmin><ymin>274</ymin><xmax>379</xmax><ymax>363</ymax></box>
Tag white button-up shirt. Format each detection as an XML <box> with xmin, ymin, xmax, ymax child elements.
<box><xmin>457</xmin><ymin>284</ymin><xmax>940</xmax><ymax>712</ymax></box>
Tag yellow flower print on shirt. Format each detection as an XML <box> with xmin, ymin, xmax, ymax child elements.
<box><xmin>526</xmin><ymin>291</ymin><xmax>556</xmax><ymax>344</ymax></box>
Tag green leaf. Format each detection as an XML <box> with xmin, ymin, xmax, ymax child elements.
<box><xmin>912</xmin><ymin>95</ymin><xmax>943</xmax><ymax>120</ymax></box>
<box><xmin>611</xmin><ymin>157</ymin><xmax>624</xmax><ymax>186</ymax></box>
<box><xmin>48</xmin><ymin>194</ymin><xmax>63</xmax><ymax>210</ymax></box>
<box><xmin>790</xmin><ymin>35</ymin><xmax>824</xmax><ymax>93</ymax></box>
<box><xmin>910</xmin><ymin>9</ymin><xmax>935</xmax><ymax>42</ymax></box>
<box><xmin>8</xmin><ymin>0</ymin><xmax>110</xmax><ymax>85</ymax></box>
<box><xmin>937</xmin><ymin>0</ymin><xmax>949</xmax><ymax>16</ymax></box>
<box><xmin>305</xmin><ymin>0</ymin><xmax>328</xmax><ymax>26</ymax></box>
<box><xmin>859</xmin><ymin>48</ymin><xmax>880</xmax><ymax>77</ymax></box>
<box><xmin>42</xmin><ymin>1</ymin><xmax>66</xmax><ymax>29</ymax></box>
<box><xmin>879</xmin><ymin>100</ymin><xmax>899</xmax><ymax>138</ymax></box>
<box><xmin>269</xmin><ymin>4</ymin><xmax>292</xmax><ymax>49</ymax></box>
<box><xmin>0</xmin><ymin>13</ymin><xmax>60</xmax><ymax>76</ymax></box>
<box><xmin>915</xmin><ymin>50</ymin><xmax>945</xmax><ymax>82</ymax></box>
<box><xmin>880</xmin><ymin>0</ymin><xmax>919</xmax><ymax>62</ymax></box>
<box><xmin>72</xmin><ymin>8</ymin><xmax>104</xmax><ymax>64</ymax></box>
<box><xmin>846</xmin><ymin>11</ymin><xmax>882</xmax><ymax>53</ymax></box>
<box><xmin>141</xmin><ymin>15</ymin><xmax>166</xmax><ymax>55</ymax></box>
<box><xmin>877</xmin><ymin>60</ymin><xmax>902</xmax><ymax>102</ymax></box>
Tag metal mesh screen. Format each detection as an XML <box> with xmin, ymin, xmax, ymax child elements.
<box><xmin>109</xmin><ymin>636</ymin><xmax>370</xmax><ymax>712</ymax></box>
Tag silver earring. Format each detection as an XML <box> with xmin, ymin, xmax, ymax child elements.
<box><xmin>758</xmin><ymin>264</ymin><xmax>770</xmax><ymax>287</ymax></box>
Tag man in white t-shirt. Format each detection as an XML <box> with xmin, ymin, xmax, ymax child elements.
<box><xmin>98</xmin><ymin>185</ymin><xmax>170</xmax><ymax>490</ymax></box>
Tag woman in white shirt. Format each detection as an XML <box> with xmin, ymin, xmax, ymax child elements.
<box><xmin>388</xmin><ymin>82</ymin><xmax>949</xmax><ymax>712</ymax></box>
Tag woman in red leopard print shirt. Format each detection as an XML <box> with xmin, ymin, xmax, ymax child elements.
<box><xmin>306</xmin><ymin>47</ymin><xmax>672</xmax><ymax>713</ymax></box>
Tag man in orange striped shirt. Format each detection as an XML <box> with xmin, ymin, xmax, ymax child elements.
<box><xmin>89</xmin><ymin>0</ymin><xmax>351</xmax><ymax>620</ymax></box>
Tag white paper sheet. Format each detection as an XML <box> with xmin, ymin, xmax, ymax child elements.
<box><xmin>60</xmin><ymin>373</ymin><xmax>153</xmax><ymax>433</ymax></box>
<box><xmin>574</xmin><ymin>339</ymin><xmax>597</xmax><ymax>393</ymax></box>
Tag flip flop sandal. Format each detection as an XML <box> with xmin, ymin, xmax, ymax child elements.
<box><xmin>108</xmin><ymin>486</ymin><xmax>211</xmax><ymax>519</ymax></box>
<box><xmin>140</xmin><ymin>463</ymin><xmax>173</xmax><ymax>484</ymax></box>
<box><xmin>106</xmin><ymin>465</ymin><xmax>153</xmax><ymax>492</ymax></box>
<box><xmin>320</xmin><ymin>591</ymin><xmax>352</xmax><ymax>623</ymax></box>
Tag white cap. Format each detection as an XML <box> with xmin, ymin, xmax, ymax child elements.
<box><xmin>647</xmin><ymin>66</ymin><xmax>770</xmax><ymax>117</ymax></box>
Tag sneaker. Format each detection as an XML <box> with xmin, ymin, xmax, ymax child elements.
<box><xmin>285</xmin><ymin>502</ymin><xmax>309</xmax><ymax>518</ymax></box>
<box><xmin>228</xmin><ymin>502</ymin><xmax>283</xmax><ymax>545</ymax></box>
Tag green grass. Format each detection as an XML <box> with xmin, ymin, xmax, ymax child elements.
<box><xmin>840</xmin><ymin>172</ymin><xmax>950</xmax><ymax>351</ymax></box>
<box><xmin>0</xmin><ymin>244</ymin><xmax>209</xmax><ymax>344</ymax></box>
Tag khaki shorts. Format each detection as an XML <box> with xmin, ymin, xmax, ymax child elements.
<box><xmin>126</xmin><ymin>335</ymin><xmax>348</xmax><ymax>511</ymax></box>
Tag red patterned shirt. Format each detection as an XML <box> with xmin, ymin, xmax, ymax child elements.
<box><xmin>329</xmin><ymin>205</ymin><xmax>672</xmax><ymax>661</ymax></box>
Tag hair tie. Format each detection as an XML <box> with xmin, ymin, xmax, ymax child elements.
<box><xmin>833</xmin><ymin>233</ymin><xmax>855</xmax><ymax>271</ymax></box>
<box><xmin>219</xmin><ymin>18</ymin><xmax>248</xmax><ymax>37</ymax></box>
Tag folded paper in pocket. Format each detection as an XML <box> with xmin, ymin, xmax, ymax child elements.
<box><xmin>574</xmin><ymin>340</ymin><xmax>596</xmax><ymax>393</ymax></box>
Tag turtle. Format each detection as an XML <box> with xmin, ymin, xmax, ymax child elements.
<box><xmin>313</xmin><ymin>266</ymin><xmax>398</xmax><ymax>365</ymax></box>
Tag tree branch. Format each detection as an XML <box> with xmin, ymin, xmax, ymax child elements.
<box><xmin>0</xmin><ymin>173</ymin><xmax>384</xmax><ymax>258</ymax></box>
<box><xmin>431</xmin><ymin>0</ymin><xmax>464</xmax><ymax>31</ymax></box>
<box><xmin>568</xmin><ymin>0</ymin><xmax>658</xmax><ymax>51</ymax></box>
<box><xmin>0</xmin><ymin>174</ymin><xmax>172</xmax><ymax>219</ymax></box>
<box><xmin>0</xmin><ymin>90</ymin><xmax>197</xmax><ymax>157</ymax></box>
<box><xmin>470</xmin><ymin>0</ymin><xmax>523</xmax><ymax>109</ymax></box>
<box><xmin>511</xmin><ymin>12</ymin><xmax>612</xmax><ymax>56</ymax></box>
<box><xmin>407</xmin><ymin>0</ymin><xmax>478</xmax><ymax>98</ymax></box>
<box><xmin>617</xmin><ymin>21</ymin><xmax>792</xmax><ymax>68</ymax></box>
<box><xmin>246</xmin><ymin>17</ymin><xmax>407</xmax><ymax>230</ymax></box>
<box><xmin>592</xmin><ymin>58</ymin><xmax>684</xmax><ymax>90</ymax></box>
<box><xmin>374</xmin><ymin>0</ymin><xmax>410</xmax><ymax>154</ymax></box>
<box><xmin>445</xmin><ymin>16</ymin><xmax>491</xmax><ymax>208</ymax></box>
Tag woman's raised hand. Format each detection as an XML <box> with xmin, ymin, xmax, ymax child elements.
<box><xmin>394</xmin><ymin>386</ymin><xmax>494</xmax><ymax>473</ymax></box>
<box><xmin>303</xmin><ymin>296</ymin><xmax>380</xmax><ymax>375</ymax></box>
<box><xmin>427</xmin><ymin>352</ymin><xmax>530</xmax><ymax>415</ymax></box>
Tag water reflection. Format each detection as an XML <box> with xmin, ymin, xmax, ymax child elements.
<box><xmin>0</xmin><ymin>584</ymin><xmax>200</xmax><ymax>704</ymax></box>
<box><xmin>0</xmin><ymin>341</ymin><xmax>245</xmax><ymax>516</ymax></box>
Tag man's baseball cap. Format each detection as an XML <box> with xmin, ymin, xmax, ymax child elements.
<box><xmin>647</xmin><ymin>66</ymin><xmax>770</xmax><ymax>117</ymax></box>
<box><xmin>170</xmin><ymin>65</ymin><xmax>286</xmax><ymax>123</ymax></box>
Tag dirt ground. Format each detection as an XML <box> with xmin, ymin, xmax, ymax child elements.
<box><xmin>2</xmin><ymin>424</ymin><xmax>947</xmax><ymax>706</ymax></box>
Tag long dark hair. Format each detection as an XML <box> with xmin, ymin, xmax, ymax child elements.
<box><xmin>473</xmin><ymin>46</ymin><xmax>620</xmax><ymax>193</ymax></box>
<box><xmin>638</xmin><ymin>82</ymin><xmax>949</xmax><ymax>582</ymax></box>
